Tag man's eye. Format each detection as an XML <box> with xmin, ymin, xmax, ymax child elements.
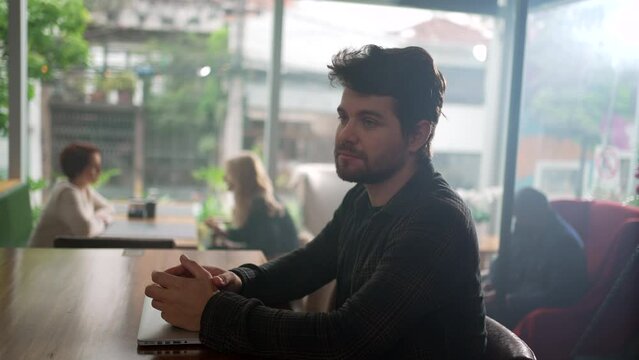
<box><xmin>362</xmin><ymin>118</ymin><xmax>377</xmax><ymax>128</ymax></box>
<box><xmin>338</xmin><ymin>116</ymin><xmax>347</xmax><ymax>124</ymax></box>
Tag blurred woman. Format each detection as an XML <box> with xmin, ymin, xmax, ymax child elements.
<box><xmin>207</xmin><ymin>153</ymin><xmax>298</xmax><ymax>258</ymax></box>
<box><xmin>30</xmin><ymin>142</ymin><xmax>114</xmax><ymax>247</ymax></box>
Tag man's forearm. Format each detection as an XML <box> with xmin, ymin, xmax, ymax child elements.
<box><xmin>231</xmin><ymin>242</ymin><xmax>337</xmax><ymax>305</ymax></box>
<box><xmin>199</xmin><ymin>292</ymin><xmax>370</xmax><ymax>359</ymax></box>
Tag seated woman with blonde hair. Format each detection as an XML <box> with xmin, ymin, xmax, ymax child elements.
<box><xmin>30</xmin><ymin>142</ymin><xmax>114</xmax><ymax>247</ymax></box>
<box><xmin>207</xmin><ymin>153</ymin><xmax>298</xmax><ymax>259</ymax></box>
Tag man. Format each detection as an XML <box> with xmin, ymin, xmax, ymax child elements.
<box><xmin>488</xmin><ymin>187</ymin><xmax>588</xmax><ymax>328</ymax></box>
<box><xmin>146</xmin><ymin>45</ymin><xmax>486</xmax><ymax>359</ymax></box>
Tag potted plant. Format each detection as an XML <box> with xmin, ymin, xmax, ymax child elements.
<box><xmin>90</xmin><ymin>75</ymin><xmax>108</xmax><ymax>103</ymax></box>
<box><xmin>107</xmin><ymin>71</ymin><xmax>137</xmax><ymax>105</ymax></box>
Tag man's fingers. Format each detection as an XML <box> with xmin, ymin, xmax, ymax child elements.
<box><xmin>151</xmin><ymin>298</ymin><xmax>165</xmax><ymax>311</ymax></box>
<box><xmin>212</xmin><ymin>272</ymin><xmax>241</xmax><ymax>292</ymax></box>
<box><xmin>212</xmin><ymin>275</ymin><xmax>226</xmax><ymax>287</ymax></box>
<box><xmin>203</xmin><ymin>266</ymin><xmax>226</xmax><ymax>277</ymax></box>
<box><xmin>179</xmin><ymin>254</ymin><xmax>211</xmax><ymax>279</ymax></box>
<box><xmin>152</xmin><ymin>270</ymin><xmax>181</xmax><ymax>288</ymax></box>
<box><xmin>145</xmin><ymin>284</ymin><xmax>170</xmax><ymax>301</ymax></box>
<box><xmin>164</xmin><ymin>264</ymin><xmax>193</xmax><ymax>277</ymax></box>
<box><xmin>212</xmin><ymin>273</ymin><xmax>234</xmax><ymax>287</ymax></box>
<box><xmin>160</xmin><ymin>310</ymin><xmax>173</xmax><ymax>324</ymax></box>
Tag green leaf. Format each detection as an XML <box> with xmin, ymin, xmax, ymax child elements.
<box><xmin>95</xmin><ymin>168</ymin><xmax>121</xmax><ymax>189</ymax></box>
<box><xmin>192</xmin><ymin>166</ymin><xmax>226</xmax><ymax>192</ymax></box>
<box><xmin>0</xmin><ymin>0</ymin><xmax>89</xmax><ymax>134</ymax></box>
<box><xmin>27</xmin><ymin>177</ymin><xmax>48</xmax><ymax>191</ymax></box>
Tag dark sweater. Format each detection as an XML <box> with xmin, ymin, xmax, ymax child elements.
<box><xmin>200</xmin><ymin>160</ymin><xmax>486</xmax><ymax>359</ymax></box>
<box><xmin>224</xmin><ymin>197</ymin><xmax>299</xmax><ymax>258</ymax></box>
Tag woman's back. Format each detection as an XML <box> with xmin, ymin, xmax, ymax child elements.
<box><xmin>30</xmin><ymin>181</ymin><xmax>110</xmax><ymax>247</ymax></box>
<box><xmin>226</xmin><ymin>197</ymin><xmax>298</xmax><ymax>258</ymax></box>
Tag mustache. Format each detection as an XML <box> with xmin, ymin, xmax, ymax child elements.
<box><xmin>334</xmin><ymin>142</ymin><xmax>366</xmax><ymax>159</ymax></box>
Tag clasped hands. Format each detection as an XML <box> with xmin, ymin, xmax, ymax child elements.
<box><xmin>144</xmin><ymin>254</ymin><xmax>242</xmax><ymax>331</ymax></box>
<box><xmin>96</xmin><ymin>208</ymin><xmax>113</xmax><ymax>226</ymax></box>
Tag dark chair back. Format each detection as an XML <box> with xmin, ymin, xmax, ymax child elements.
<box><xmin>484</xmin><ymin>316</ymin><xmax>536</xmax><ymax>360</ymax></box>
<box><xmin>54</xmin><ymin>236</ymin><xmax>175</xmax><ymax>249</ymax></box>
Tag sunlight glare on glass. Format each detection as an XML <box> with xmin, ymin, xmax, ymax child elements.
<box><xmin>473</xmin><ymin>44</ymin><xmax>487</xmax><ymax>62</ymax></box>
<box><xmin>400</xmin><ymin>29</ymin><xmax>416</xmax><ymax>39</ymax></box>
<box><xmin>198</xmin><ymin>66</ymin><xmax>212</xmax><ymax>77</ymax></box>
<box><xmin>603</xmin><ymin>0</ymin><xmax>639</xmax><ymax>63</ymax></box>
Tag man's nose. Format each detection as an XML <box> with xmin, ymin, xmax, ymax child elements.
<box><xmin>337</xmin><ymin>119</ymin><xmax>358</xmax><ymax>144</ymax></box>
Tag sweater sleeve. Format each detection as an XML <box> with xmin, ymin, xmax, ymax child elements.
<box><xmin>200</xmin><ymin>206</ymin><xmax>471</xmax><ymax>359</ymax></box>
<box><xmin>229</xmin><ymin>201</ymin><xmax>343</xmax><ymax>305</ymax></box>
<box><xmin>57</xmin><ymin>188</ymin><xmax>106</xmax><ymax>236</ymax></box>
<box><xmin>90</xmin><ymin>187</ymin><xmax>113</xmax><ymax>214</ymax></box>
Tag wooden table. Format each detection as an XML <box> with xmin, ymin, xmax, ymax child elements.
<box><xmin>103</xmin><ymin>202</ymin><xmax>200</xmax><ymax>248</ymax></box>
<box><xmin>0</xmin><ymin>248</ymin><xmax>266</xmax><ymax>359</ymax></box>
<box><xmin>0</xmin><ymin>179</ymin><xmax>20</xmax><ymax>193</ymax></box>
<box><xmin>478</xmin><ymin>234</ymin><xmax>500</xmax><ymax>271</ymax></box>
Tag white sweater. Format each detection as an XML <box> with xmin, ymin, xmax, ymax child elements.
<box><xmin>29</xmin><ymin>181</ymin><xmax>114</xmax><ymax>247</ymax></box>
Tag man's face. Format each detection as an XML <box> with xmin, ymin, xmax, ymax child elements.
<box><xmin>334</xmin><ymin>88</ymin><xmax>411</xmax><ymax>184</ymax></box>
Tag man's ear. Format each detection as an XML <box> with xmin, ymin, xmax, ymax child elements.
<box><xmin>408</xmin><ymin>120</ymin><xmax>432</xmax><ymax>153</ymax></box>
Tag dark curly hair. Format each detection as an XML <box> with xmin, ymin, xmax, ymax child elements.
<box><xmin>60</xmin><ymin>142</ymin><xmax>100</xmax><ymax>181</ymax></box>
<box><xmin>328</xmin><ymin>45</ymin><xmax>446</xmax><ymax>158</ymax></box>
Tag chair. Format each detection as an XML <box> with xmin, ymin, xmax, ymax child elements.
<box><xmin>571</xmin><ymin>229</ymin><xmax>639</xmax><ymax>359</ymax></box>
<box><xmin>290</xmin><ymin>163</ymin><xmax>351</xmax><ymax>235</ymax></box>
<box><xmin>484</xmin><ymin>316</ymin><xmax>536</xmax><ymax>360</ymax></box>
<box><xmin>54</xmin><ymin>236</ymin><xmax>176</xmax><ymax>249</ymax></box>
<box><xmin>550</xmin><ymin>200</ymin><xmax>639</xmax><ymax>281</ymax></box>
<box><xmin>514</xmin><ymin>217</ymin><xmax>639</xmax><ymax>360</ymax></box>
<box><xmin>0</xmin><ymin>181</ymin><xmax>33</xmax><ymax>247</ymax></box>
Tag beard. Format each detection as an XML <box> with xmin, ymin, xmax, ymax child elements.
<box><xmin>334</xmin><ymin>142</ymin><xmax>407</xmax><ymax>184</ymax></box>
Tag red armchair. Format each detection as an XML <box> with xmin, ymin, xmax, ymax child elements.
<box><xmin>571</xmin><ymin>223</ymin><xmax>639</xmax><ymax>358</ymax></box>
<box><xmin>513</xmin><ymin>200</ymin><xmax>639</xmax><ymax>360</ymax></box>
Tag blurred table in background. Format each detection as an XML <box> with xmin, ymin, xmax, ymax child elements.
<box><xmin>112</xmin><ymin>201</ymin><xmax>197</xmax><ymax>218</ymax></box>
<box><xmin>104</xmin><ymin>201</ymin><xmax>200</xmax><ymax>248</ymax></box>
<box><xmin>479</xmin><ymin>234</ymin><xmax>499</xmax><ymax>271</ymax></box>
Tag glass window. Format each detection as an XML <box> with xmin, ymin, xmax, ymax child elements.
<box><xmin>26</xmin><ymin>0</ymin><xmax>271</xmax><ymax>194</ymax></box>
<box><xmin>19</xmin><ymin>0</ymin><xmax>527</xmax><ymax>260</ymax></box>
<box><xmin>518</xmin><ymin>0</ymin><xmax>639</xmax><ymax>205</ymax></box>
<box><xmin>24</xmin><ymin>0</ymin><xmax>273</xmax><ymax>243</ymax></box>
<box><xmin>497</xmin><ymin>0</ymin><xmax>639</xmax><ymax>345</ymax></box>
<box><xmin>235</xmin><ymin>0</ymin><xmax>505</xmax><ymax>267</ymax></box>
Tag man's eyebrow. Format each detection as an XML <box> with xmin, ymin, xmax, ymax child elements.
<box><xmin>357</xmin><ymin>110</ymin><xmax>384</xmax><ymax>119</ymax></box>
<box><xmin>336</xmin><ymin>108</ymin><xmax>384</xmax><ymax>119</ymax></box>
